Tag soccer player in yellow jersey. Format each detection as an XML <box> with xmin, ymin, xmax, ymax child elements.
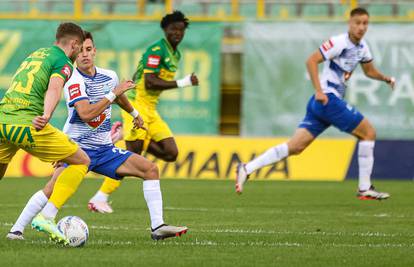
<box><xmin>0</xmin><ymin>23</ymin><xmax>90</xmax><ymax>244</ymax></box>
<box><xmin>92</xmin><ymin>11</ymin><xmax>199</xmax><ymax>211</ymax></box>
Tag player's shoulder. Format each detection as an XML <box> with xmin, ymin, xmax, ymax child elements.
<box><xmin>146</xmin><ymin>39</ymin><xmax>165</xmax><ymax>53</ymax></box>
<box><xmin>65</xmin><ymin>68</ymin><xmax>84</xmax><ymax>87</ymax></box>
<box><xmin>329</xmin><ymin>33</ymin><xmax>348</xmax><ymax>46</ymax></box>
<box><xmin>95</xmin><ymin>66</ymin><xmax>118</xmax><ymax>81</ymax></box>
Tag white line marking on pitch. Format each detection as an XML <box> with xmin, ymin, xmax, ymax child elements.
<box><xmin>1</xmin><ymin>221</ymin><xmax>412</xmax><ymax>239</ymax></box>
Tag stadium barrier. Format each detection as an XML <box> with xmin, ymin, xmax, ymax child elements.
<box><xmin>5</xmin><ymin>136</ymin><xmax>413</xmax><ymax>180</ymax></box>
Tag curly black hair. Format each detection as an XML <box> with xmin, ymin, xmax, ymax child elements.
<box><xmin>160</xmin><ymin>10</ymin><xmax>189</xmax><ymax>29</ymax></box>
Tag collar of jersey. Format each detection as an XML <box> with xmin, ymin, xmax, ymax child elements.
<box><xmin>162</xmin><ymin>38</ymin><xmax>177</xmax><ymax>55</ymax></box>
<box><xmin>77</xmin><ymin>67</ymin><xmax>98</xmax><ymax>79</ymax></box>
<box><xmin>346</xmin><ymin>33</ymin><xmax>363</xmax><ymax>48</ymax></box>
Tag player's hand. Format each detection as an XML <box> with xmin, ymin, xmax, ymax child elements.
<box><xmin>133</xmin><ymin>115</ymin><xmax>147</xmax><ymax>131</ymax></box>
<box><xmin>190</xmin><ymin>73</ymin><xmax>199</xmax><ymax>86</ymax></box>
<box><xmin>32</xmin><ymin>115</ymin><xmax>49</xmax><ymax>131</ymax></box>
<box><xmin>385</xmin><ymin>76</ymin><xmax>395</xmax><ymax>90</ymax></box>
<box><xmin>113</xmin><ymin>80</ymin><xmax>136</xmax><ymax>96</ymax></box>
<box><xmin>315</xmin><ymin>91</ymin><xmax>329</xmax><ymax>105</ymax></box>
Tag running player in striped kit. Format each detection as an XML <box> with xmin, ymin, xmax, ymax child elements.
<box><xmin>236</xmin><ymin>7</ymin><xmax>395</xmax><ymax>200</ymax></box>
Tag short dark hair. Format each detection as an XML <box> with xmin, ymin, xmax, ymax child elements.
<box><xmin>350</xmin><ymin>7</ymin><xmax>369</xmax><ymax>17</ymax></box>
<box><xmin>56</xmin><ymin>22</ymin><xmax>85</xmax><ymax>42</ymax></box>
<box><xmin>160</xmin><ymin>10</ymin><xmax>189</xmax><ymax>29</ymax></box>
<box><xmin>83</xmin><ymin>30</ymin><xmax>94</xmax><ymax>45</ymax></box>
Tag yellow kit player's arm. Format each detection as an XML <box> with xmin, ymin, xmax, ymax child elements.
<box><xmin>33</xmin><ymin>76</ymin><xmax>65</xmax><ymax>131</ymax></box>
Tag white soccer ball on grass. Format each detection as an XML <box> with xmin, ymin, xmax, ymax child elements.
<box><xmin>57</xmin><ymin>216</ymin><xmax>89</xmax><ymax>247</ymax></box>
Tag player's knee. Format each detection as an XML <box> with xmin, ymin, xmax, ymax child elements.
<box><xmin>366</xmin><ymin>127</ymin><xmax>376</xmax><ymax>140</ymax></box>
<box><xmin>163</xmin><ymin>151</ymin><xmax>178</xmax><ymax>162</ymax></box>
<box><xmin>361</xmin><ymin>126</ymin><xmax>376</xmax><ymax>141</ymax></box>
<box><xmin>144</xmin><ymin>162</ymin><xmax>159</xmax><ymax>180</ymax></box>
<box><xmin>79</xmin><ymin>152</ymin><xmax>91</xmax><ymax>166</ymax></box>
<box><xmin>289</xmin><ymin>145</ymin><xmax>306</xmax><ymax>155</ymax></box>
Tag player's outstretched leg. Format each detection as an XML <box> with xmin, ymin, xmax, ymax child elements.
<box><xmin>352</xmin><ymin>119</ymin><xmax>390</xmax><ymax>200</ymax></box>
<box><xmin>88</xmin><ymin>122</ymin><xmax>124</xmax><ymax>214</ymax></box>
<box><xmin>7</xmin><ymin>190</ymin><xmax>49</xmax><ymax>240</ymax></box>
<box><xmin>32</xmin><ymin>148</ymin><xmax>90</xmax><ymax>244</ymax></box>
<box><xmin>116</xmin><ymin>153</ymin><xmax>188</xmax><ymax>240</ymax></box>
<box><xmin>236</xmin><ymin>128</ymin><xmax>314</xmax><ymax>194</ymax></box>
<box><xmin>236</xmin><ymin>143</ymin><xmax>288</xmax><ymax>194</ymax></box>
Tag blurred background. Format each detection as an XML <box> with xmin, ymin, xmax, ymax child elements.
<box><xmin>1</xmin><ymin>0</ymin><xmax>413</xmax><ymax>180</ymax></box>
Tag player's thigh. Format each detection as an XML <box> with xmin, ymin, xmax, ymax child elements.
<box><xmin>323</xmin><ymin>95</ymin><xmax>364</xmax><ymax>135</ymax></box>
<box><xmin>23</xmin><ymin>124</ymin><xmax>80</xmax><ymax>163</ymax></box>
<box><xmin>287</xmin><ymin>128</ymin><xmax>315</xmax><ymax>155</ymax></box>
<box><xmin>149</xmin><ymin>112</ymin><xmax>173</xmax><ymax>142</ymax></box>
<box><xmin>61</xmin><ymin>147</ymin><xmax>90</xmax><ymax>165</ymax></box>
<box><xmin>298</xmin><ymin>97</ymin><xmax>329</xmax><ymax>138</ymax></box>
<box><xmin>351</xmin><ymin>118</ymin><xmax>376</xmax><ymax>140</ymax></box>
<box><xmin>0</xmin><ymin>141</ymin><xmax>19</xmax><ymax>166</ymax></box>
<box><xmin>125</xmin><ymin>139</ymin><xmax>145</xmax><ymax>154</ymax></box>
<box><xmin>115</xmin><ymin>153</ymin><xmax>158</xmax><ymax>179</ymax></box>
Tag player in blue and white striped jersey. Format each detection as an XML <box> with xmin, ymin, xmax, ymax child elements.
<box><xmin>8</xmin><ymin>31</ymin><xmax>188</xmax><ymax>242</ymax></box>
<box><xmin>236</xmin><ymin>7</ymin><xmax>395</xmax><ymax>200</ymax></box>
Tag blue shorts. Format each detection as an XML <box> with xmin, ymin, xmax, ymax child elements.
<box><xmin>65</xmin><ymin>145</ymin><xmax>133</xmax><ymax>180</ymax></box>
<box><xmin>298</xmin><ymin>93</ymin><xmax>364</xmax><ymax>137</ymax></box>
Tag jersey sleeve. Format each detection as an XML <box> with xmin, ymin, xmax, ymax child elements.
<box><xmin>360</xmin><ymin>41</ymin><xmax>373</xmax><ymax>63</ymax></box>
<box><xmin>142</xmin><ymin>45</ymin><xmax>163</xmax><ymax>74</ymax></box>
<box><xmin>112</xmin><ymin>71</ymin><xmax>120</xmax><ymax>87</ymax></box>
<box><xmin>63</xmin><ymin>72</ymin><xmax>88</xmax><ymax>107</ymax></box>
<box><xmin>319</xmin><ymin>35</ymin><xmax>346</xmax><ymax>61</ymax></box>
<box><xmin>51</xmin><ymin>56</ymin><xmax>73</xmax><ymax>83</ymax></box>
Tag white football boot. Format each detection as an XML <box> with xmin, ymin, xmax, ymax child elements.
<box><xmin>235</xmin><ymin>163</ymin><xmax>249</xmax><ymax>194</ymax></box>
<box><xmin>88</xmin><ymin>201</ymin><xmax>114</xmax><ymax>213</ymax></box>
<box><xmin>6</xmin><ymin>231</ymin><xmax>24</xmax><ymax>240</ymax></box>
<box><xmin>151</xmin><ymin>224</ymin><xmax>188</xmax><ymax>240</ymax></box>
<box><xmin>357</xmin><ymin>185</ymin><xmax>390</xmax><ymax>200</ymax></box>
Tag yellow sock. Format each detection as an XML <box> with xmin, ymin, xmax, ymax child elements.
<box><xmin>49</xmin><ymin>164</ymin><xmax>88</xmax><ymax>209</ymax></box>
<box><xmin>100</xmin><ymin>177</ymin><xmax>121</xmax><ymax>195</ymax></box>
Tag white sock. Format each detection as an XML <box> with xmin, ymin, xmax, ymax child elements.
<box><xmin>143</xmin><ymin>180</ymin><xmax>164</xmax><ymax>230</ymax></box>
<box><xmin>245</xmin><ymin>143</ymin><xmax>289</xmax><ymax>175</ymax></box>
<box><xmin>10</xmin><ymin>190</ymin><xmax>48</xmax><ymax>233</ymax></box>
<box><xmin>358</xmin><ymin>140</ymin><xmax>375</xmax><ymax>191</ymax></box>
<box><xmin>41</xmin><ymin>202</ymin><xmax>59</xmax><ymax>219</ymax></box>
<box><xmin>90</xmin><ymin>191</ymin><xmax>109</xmax><ymax>202</ymax></box>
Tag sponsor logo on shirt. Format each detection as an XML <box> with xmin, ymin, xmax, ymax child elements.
<box><xmin>322</xmin><ymin>39</ymin><xmax>334</xmax><ymax>52</ymax></box>
<box><xmin>87</xmin><ymin>112</ymin><xmax>107</xmax><ymax>129</ymax></box>
<box><xmin>68</xmin><ymin>84</ymin><xmax>81</xmax><ymax>100</ymax></box>
<box><xmin>61</xmin><ymin>64</ymin><xmax>72</xmax><ymax>80</ymax></box>
<box><xmin>147</xmin><ymin>55</ymin><xmax>161</xmax><ymax>68</ymax></box>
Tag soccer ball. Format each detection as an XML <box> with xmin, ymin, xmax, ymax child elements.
<box><xmin>57</xmin><ymin>216</ymin><xmax>89</xmax><ymax>247</ymax></box>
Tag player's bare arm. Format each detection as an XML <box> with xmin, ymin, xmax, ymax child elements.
<box><xmin>74</xmin><ymin>80</ymin><xmax>135</xmax><ymax>122</ymax></box>
<box><xmin>361</xmin><ymin>61</ymin><xmax>395</xmax><ymax>89</ymax></box>
<box><xmin>306</xmin><ymin>50</ymin><xmax>327</xmax><ymax>105</ymax></box>
<box><xmin>33</xmin><ymin>76</ymin><xmax>65</xmax><ymax>131</ymax></box>
<box><xmin>144</xmin><ymin>72</ymin><xmax>198</xmax><ymax>91</ymax></box>
<box><xmin>115</xmin><ymin>93</ymin><xmax>145</xmax><ymax>130</ymax></box>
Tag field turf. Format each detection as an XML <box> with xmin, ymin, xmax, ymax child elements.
<box><xmin>0</xmin><ymin>178</ymin><xmax>413</xmax><ymax>267</ymax></box>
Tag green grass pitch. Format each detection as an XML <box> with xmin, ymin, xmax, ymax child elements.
<box><xmin>0</xmin><ymin>178</ymin><xmax>413</xmax><ymax>267</ymax></box>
